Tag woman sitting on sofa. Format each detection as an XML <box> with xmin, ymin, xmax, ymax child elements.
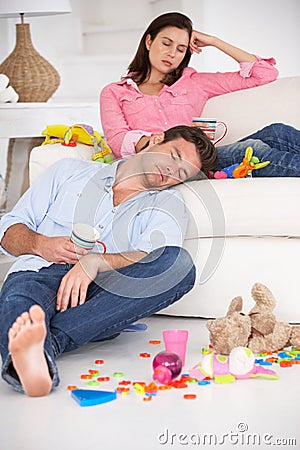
<box><xmin>100</xmin><ymin>12</ymin><xmax>300</xmax><ymax>177</ymax></box>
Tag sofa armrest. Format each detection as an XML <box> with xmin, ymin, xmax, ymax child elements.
<box><xmin>29</xmin><ymin>143</ymin><xmax>95</xmax><ymax>185</ymax></box>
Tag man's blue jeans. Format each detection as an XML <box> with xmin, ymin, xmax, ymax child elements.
<box><xmin>0</xmin><ymin>246</ymin><xmax>195</xmax><ymax>393</ymax></box>
<box><xmin>217</xmin><ymin>123</ymin><xmax>300</xmax><ymax>177</ymax></box>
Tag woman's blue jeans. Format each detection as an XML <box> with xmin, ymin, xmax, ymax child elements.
<box><xmin>0</xmin><ymin>246</ymin><xmax>195</xmax><ymax>393</ymax></box>
<box><xmin>217</xmin><ymin>123</ymin><xmax>300</xmax><ymax>177</ymax></box>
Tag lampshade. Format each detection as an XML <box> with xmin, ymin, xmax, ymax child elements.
<box><xmin>0</xmin><ymin>0</ymin><xmax>72</xmax><ymax>102</ymax></box>
<box><xmin>0</xmin><ymin>1</ymin><xmax>72</xmax><ymax>18</ymax></box>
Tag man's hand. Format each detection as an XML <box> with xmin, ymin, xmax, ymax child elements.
<box><xmin>55</xmin><ymin>250</ymin><xmax>147</xmax><ymax>312</ymax></box>
<box><xmin>38</xmin><ymin>235</ymin><xmax>88</xmax><ymax>264</ymax></box>
<box><xmin>56</xmin><ymin>253</ymin><xmax>100</xmax><ymax>311</ymax></box>
<box><xmin>1</xmin><ymin>224</ymin><xmax>87</xmax><ymax>263</ymax></box>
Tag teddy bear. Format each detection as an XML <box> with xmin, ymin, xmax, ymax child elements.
<box><xmin>206</xmin><ymin>282</ymin><xmax>300</xmax><ymax>355</ymax></box>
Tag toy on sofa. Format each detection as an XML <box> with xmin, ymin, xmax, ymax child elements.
<box><xmin>210</xmin><ymin>146</ymin><xmax>270</xmax><ymax>179</ymax></box>
<box><xmin>0</xmin><ymin>74</ymin><xmax>19</xmax><ymax>103</ymax></box>
<box><xmin>92</xmin><ymin>140</ymin><xmax>114</xmax><ymax>164</ymax></box>
<box><xmin>41</xmin><ymin>123</ymin><xmax>113</xmax><ymax>164</ymax></box>
<box><xmin>189</xmin><ymin>346</ymin><xmax>278</xmax><ymax>384</ymax></box>
<box><xmin>206</xmin><ymin>283</ymin><xmax>300</xmax><ymax>355</ymax></box>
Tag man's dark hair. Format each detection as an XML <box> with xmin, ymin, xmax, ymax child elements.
<box><xmin>126</xmin><ymin>12</ymin><xmax>193</xmax><ymax>86</ymax></box>
<box><xmin>161</xmin><ymin>125</ymin><xmax>218</xmax><ymax>178</ymax></box>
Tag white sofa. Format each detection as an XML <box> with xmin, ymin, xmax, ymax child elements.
<box><xmin>29</xmin><ymin>76</ymin><xmax>300</xmax><ymax>323</ymax></box>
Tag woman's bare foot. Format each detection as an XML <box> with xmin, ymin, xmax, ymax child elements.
<box><xmin>8</xmin><ymin>305</ymin><xmax>52</xmax><ymax>397</ymax></box>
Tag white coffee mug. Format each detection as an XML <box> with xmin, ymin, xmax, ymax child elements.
<box><xmin>70</xmin><ymin>223</ymin><xmax>106</xmax><ymax>253</ymax></box>
<box><xmin>192</xmin><ymin>118</ymin><xmax>227</xmax><ymax>144</ymax></box>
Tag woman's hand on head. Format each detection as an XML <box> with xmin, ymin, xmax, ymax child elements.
<box><xmin>190</xmin><ymin>30</ymin><xmax>215</xmax><ymax>54</ymax></box>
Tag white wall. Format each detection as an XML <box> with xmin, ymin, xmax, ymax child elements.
<box><xmin>0</xmin><ymin>0</ymin><xmax>299</xmax><ymax>102</ymax></box>
<box><xmin>190</xmin><ymin>0</ymin><xmax>300</xmax><ymax>78</ymax></box>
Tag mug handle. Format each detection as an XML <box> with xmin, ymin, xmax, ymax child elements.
<box><xmin>214</xmin><ymin>121</ymin><xmax>227</xmax><ymax>144</ymax></box>
<box><xmin>96</xmin><ymin>240</ymin><xmax>107</xmax><ymax>253</ymax></box>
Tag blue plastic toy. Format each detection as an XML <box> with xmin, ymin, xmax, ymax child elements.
<box><xmin>71</xmin><ymin>389</ymin><xmax>117</xmax><ymax>407</ymax></box>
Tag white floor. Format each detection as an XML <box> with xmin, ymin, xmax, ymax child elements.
<box><xmin>1</xmin><ymin>314</ymin><xmax>299</xmax><ymax>450</ymax></box>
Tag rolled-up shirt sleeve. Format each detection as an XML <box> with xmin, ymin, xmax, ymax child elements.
<box><xmin>0</xmin><ymin>160</ymin><xmax>73</xmax><ymax>255</ymax></box>
<box><xmin>120</xmin><ymin>130</ymin><xmax>152</xmax><ymax>159</ymax></box>
<box><xmin>239</xmin><ymin>56</ymin><xmax>277</xmax><ymax>80</ymax></box>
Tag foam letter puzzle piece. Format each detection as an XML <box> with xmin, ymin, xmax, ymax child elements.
<box><xmin>71</xmin><ymin>389</ymin><xmax>117</xmax><ymax>407</ymax></box>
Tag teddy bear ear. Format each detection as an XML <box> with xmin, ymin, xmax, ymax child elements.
<box><xmin>206</xmin><ymin>319</ymin><xmax>213</xmax><ymax>331</ymax></box>
<box><xmin>251</xmin><ymin>283</ymin><xmax>276</xmax><ymax>310</ymax></box>
<box><xmin>226</xmin><ymin>296</ymin><xmax>243</xmax><ymax>316</ymax></box>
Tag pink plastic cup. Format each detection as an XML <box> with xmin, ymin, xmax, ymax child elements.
<box><xmin>162</xmin><ymin>329</ymin><xmax>188</xmax><ymax>366</ymax></box>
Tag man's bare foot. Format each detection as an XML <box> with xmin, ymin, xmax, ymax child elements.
<box><xmin>8</xmin><ymin>305</ymin><xmax>52</xmax><ymax>397</ymax></box>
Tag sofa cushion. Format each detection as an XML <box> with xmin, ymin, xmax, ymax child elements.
<box><xmin>176</xmin><ymin>177</ymin><xmax>300</xmax><ymax>239</ymax></box>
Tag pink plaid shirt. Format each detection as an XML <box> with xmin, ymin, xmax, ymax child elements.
<box><xmin>100</xmin><ymin>57</ymin><xmax>278</xmax><ymax>159</ymax></box>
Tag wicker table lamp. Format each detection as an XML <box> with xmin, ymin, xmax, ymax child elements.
<box><xmin>0</xmin><ymin>0</ymin><xmax>72</xmax><ymax>102</ymax></box>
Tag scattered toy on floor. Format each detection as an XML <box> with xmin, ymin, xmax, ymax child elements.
<box><xmin>152</xmin><ymin>351</ymin><xmax>182</xmax><ymax>384</ymax></box>
<box><xmin>189</xmin><ymin>346</ymin><xmax>278</xmax><ymax>384</ymax></box>
<box><xmin>71</xmin><ymin>389</ymin><xmax>117</xmax><ymax>406</ymax></box>
<box><xmin>69</xmin><ymin>323</ymin><xmax>300</xmax><ymax>406</ymax></box>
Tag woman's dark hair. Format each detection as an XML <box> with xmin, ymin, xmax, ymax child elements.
<box><xmin>126</xmin><ymin>12</ymin><xmax>193</xmax><ymax>86</ymax></box>
<box><xmin>162</xmin><ymin>125</ymin><xmax>219</xmax><ymax>178</ymax></box>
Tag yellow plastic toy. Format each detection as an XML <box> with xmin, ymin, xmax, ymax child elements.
<box><xmin>41</xmin><ymin>123</ymin><xmax>113</xmax><ymax>164</ymax></box>
<box><xmin>233</xmin><ymin>146</ymin><xmax>270</xmax><ymax>178</ymax></box>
